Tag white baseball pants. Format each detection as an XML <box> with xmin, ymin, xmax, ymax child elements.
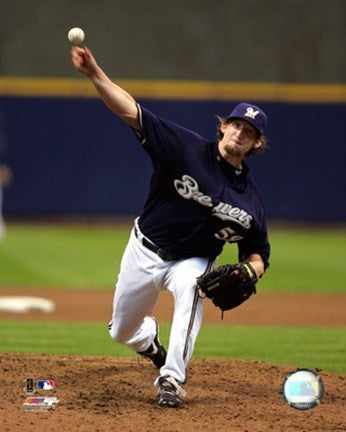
<box><xmin>108</xmin><ymin>225</ymin><xmax>211</xmax><ymax>383</ymax></box>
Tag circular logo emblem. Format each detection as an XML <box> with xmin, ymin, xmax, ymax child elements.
<box><xmin>282</xmin><ymin>368</ymin><xmax>324</xmax><ymax>410</ymax></box>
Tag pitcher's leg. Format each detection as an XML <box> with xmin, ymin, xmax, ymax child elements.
<box><xmin>108</xmin><ymin>230</ymin><xmax>161</xmax><ymax>352</ymax></box>
<box><xmin>160</xmin><ymin>257</ymin><xmax>211</xmax><ymax>383</ymax></box>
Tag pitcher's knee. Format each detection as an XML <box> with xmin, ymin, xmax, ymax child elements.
<box><xmin>108</xmin><ymin>320</ymin><xmax>132</xmax><ymax>344</ymax></box>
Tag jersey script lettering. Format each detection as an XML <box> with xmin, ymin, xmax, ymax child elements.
<box><xmin>174</xmin><ymin>174</ymin><xmax>253</xmax><ymax>229</ymax></box>
<box><xmin>212</xmin><ymin>202</ymin><xmax>253</xmax><ymax>229</ymax></box>
<box><xmin>174</xmin><ymin>175</ymin><xmax>213</xmax><ymax>207</ymax></box>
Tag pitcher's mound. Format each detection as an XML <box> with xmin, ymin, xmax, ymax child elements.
<box><xmin>0</xmin><ymin>353</ymin><xmax>344</xmax><ymax>432</ymax></box>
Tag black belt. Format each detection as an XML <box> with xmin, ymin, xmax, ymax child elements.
<box><xmin>134</xmin><ymin>226</ymin><xmax>174</xmax><ymax>261</ymax></box>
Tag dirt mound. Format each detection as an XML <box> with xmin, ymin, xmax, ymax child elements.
<box><xmin>1</xmin><ymin>353</ymin><xmax>344</xmax><ymax>432</ymax></box>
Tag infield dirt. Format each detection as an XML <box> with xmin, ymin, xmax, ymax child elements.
<box><xmin>0</xmin><ymin>288</ymin><xmax>345</xmax><ymax>326</ymax></box>
<box><xmin>1</xmin><ymin>353</ymin><xmax>345</xmax><ymax>432</ymax></box>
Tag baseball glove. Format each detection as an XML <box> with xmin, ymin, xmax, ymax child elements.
<box><xmin>196</xmin><ymin>262</ymin><xmax>258</xmax><ymax>312</ymax></box>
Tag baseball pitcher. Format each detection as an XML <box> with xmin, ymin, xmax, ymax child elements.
<box><xmin>71</xmin><ymin>46</ymin><xmax>270</xmax><ymax>408</ymax></box>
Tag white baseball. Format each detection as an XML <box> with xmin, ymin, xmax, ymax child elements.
<box><xmin>67</xmin><ymin>27</ymin><xmax>85</xmax><ymax>45</ymax></box>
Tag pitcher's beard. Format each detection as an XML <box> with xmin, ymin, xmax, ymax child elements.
<box><xmin>224</xmin><ymin>143</ymin><xmax>242</xmax><ymax>158</ymax></box>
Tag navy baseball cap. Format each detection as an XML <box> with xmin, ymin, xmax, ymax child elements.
<box><xmin>227</xmin><ymin>102</ymin><xmax>267</xmax><ymax>135</ymax></box>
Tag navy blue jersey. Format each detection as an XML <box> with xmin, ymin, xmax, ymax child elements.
<box><xmin>0</xmin><ymin>111</ymin><xmax>6</xmax><ymax>163</ymax></box>
<box><xmin>134</xmin><ymin>106</ymin><xmax>270</xmax><ymax>268</ymax></box>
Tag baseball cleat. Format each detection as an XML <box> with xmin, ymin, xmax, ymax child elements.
<box><xmin>137</xmin><ymin>319</ymin><xmax>167</xmax><ymax>369</ymax></box>
<box><xmin>155</xmin><ymin>375</ymin><xmax>186</xmax><ymax>408</ymax></box>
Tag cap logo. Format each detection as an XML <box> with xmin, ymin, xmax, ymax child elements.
<box><xmin>244</xmin><ymin>107</ymin><xmax>259</xmax><ymax>119</ymax></box>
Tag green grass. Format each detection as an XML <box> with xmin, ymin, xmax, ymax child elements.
<box><xmin>1</xmin><ymin>224</ymin><xmax>343</xmax><ymax>374</ymax></box>
<box><xmin>0</xmin><ymin>223</ymin><xmax>345</xmax><ymax>292</ymax></box>
<box><xmin>0</xmin><ymin>320</ymin><xmax>344</xmax><ymax>373</ymax></box>
<box><xmin>0</xmin><ymin>224</ymin><xmax>129</xmax><ymax>288</ymax></box>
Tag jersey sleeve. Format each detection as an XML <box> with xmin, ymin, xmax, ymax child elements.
<box><xmin>237</xmin><ymin>213</ymin><xmax>270</xmax><ymax>270</ymax></box>
<box><xmin>133</xmin><ymin>104</ymin><xmax>206</xmax><ymax>165</ymax></box>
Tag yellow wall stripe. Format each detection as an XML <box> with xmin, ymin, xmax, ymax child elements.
<box><xmin>0</xmin><ymin>77</ymin><xmax>345</xmax><ymax>103</ymax></box>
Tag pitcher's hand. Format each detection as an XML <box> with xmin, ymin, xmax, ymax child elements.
<box><xmin>71</xmin><ymin>45</ymin><xmax>98</xmax><ymax>77</ymax></box>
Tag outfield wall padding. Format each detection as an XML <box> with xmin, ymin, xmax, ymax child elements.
<box><xmin>1</xmin><ymin>97</ymin><xmax>345</xmax><ymax>221</ymax></box>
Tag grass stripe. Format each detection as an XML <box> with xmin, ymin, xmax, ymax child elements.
<box><xmin>0</xmin><ymin>320</ymin><xmax>344</xmax><ymax>373</ymax></box>
<box><xmin>1</xmin><ymin>224</ymin><xmax>345</xmax><ymax>292</ymax></box>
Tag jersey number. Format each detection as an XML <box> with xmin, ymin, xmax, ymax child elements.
<box><xmin>214</xmin><ymin>227</ymin><xmax>243</xmax><ymax>242</ymax></box>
